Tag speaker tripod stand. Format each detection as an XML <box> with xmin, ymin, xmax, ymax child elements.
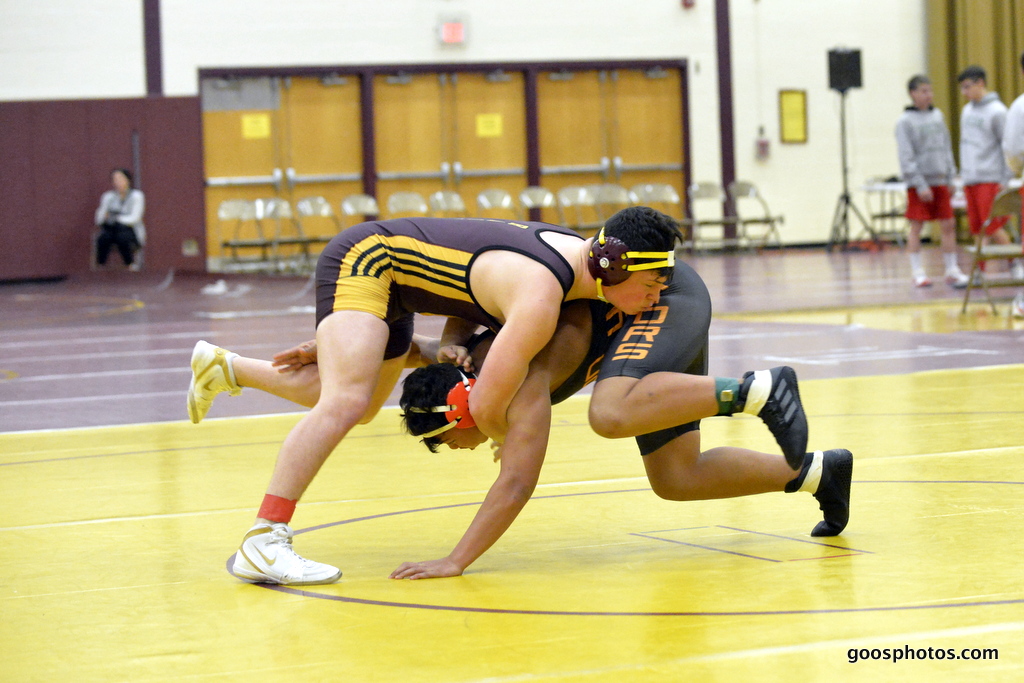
<box><xmin>827</xmin><ymin>88</ymin><xmax>879</xmax><ymax>251</ymax></box>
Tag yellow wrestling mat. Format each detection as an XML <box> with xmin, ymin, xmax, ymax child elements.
<box><xmin>720</xmin><ymin>300</ymin><xmax>1024</xmax><ymax>333</ymax></box>
<box><xmin>2</xmin><ymin>368</ymin><xmax>1023</xmax><ymax>681</ymax></box>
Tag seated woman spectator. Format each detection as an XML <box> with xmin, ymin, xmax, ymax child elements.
<box><xmin>95</xmin><ymin>168</ymin><xmax>145</xmax><ymax>270</ymax></box>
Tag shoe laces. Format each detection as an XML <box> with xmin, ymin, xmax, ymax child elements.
<box><xmin>267</xmin><ymin>524</ymin><xmax>293</xmax><ymax>543</ymax></box>
<box><xmin>266</xmin><ymin>525</ymin><xmax>300</xmax><ymax>557</ymax></box>
<box><xmin>266</xmin><ymin>524</ymin><xmax>321</xmax><ymax>568</ymax></box>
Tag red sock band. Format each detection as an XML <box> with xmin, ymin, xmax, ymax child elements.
<box><xmin>258</xmin><ymin>494</ymin><xmax>297</xmax><ymax>523</ymax></box>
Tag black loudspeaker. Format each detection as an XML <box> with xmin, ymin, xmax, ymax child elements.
<box><xmin>828</xmin><ymin>49</ymin><xmax>862</xmax><ymax>93</ymax></box>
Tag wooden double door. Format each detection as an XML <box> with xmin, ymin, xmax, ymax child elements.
<box><xmin>537</xmin><ymin>68</ymin><xmax>685</xmax><ymax>194</ymax></box>
<box><xmin>373</xmin><ymin>70</ymin><xmax>527</xmax><ymax>213</ymax></box>
<box><xmin>202</xmin><ymin>76</ymin><xmax>363</xmax><ymax>259</ymax></box>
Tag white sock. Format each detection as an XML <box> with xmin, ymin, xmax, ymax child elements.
<box><xmin>741</xmin><ymin>370</ymin><xmax>771</xmax><ymax>415</ymax></box>
<box><xmin>798</xmin><ymin>451</ymin><xmax>825</xmax><ymax>494</ymax></box>
<box><xmin>909</xmin><ymin>252</ymin><xmax>924</xmax><ymax>276</ymax></box>
<box><xmin>225</xmin><ymin>351</ymin><xmax>241</xmax><ymax>393</ymax></box>
<box><xmin>943</xmin><ymin>252</ymin><xmax>960</xmax><ymax>274</ymax></box>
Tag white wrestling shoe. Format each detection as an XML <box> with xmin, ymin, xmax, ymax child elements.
<box><xmin>187</xmin><ymin>340</ymin><xmax>241</xmax><ymax>424</ymax></box>
<box><xmin>232</xmin><ymin>523</ymin><xmax>342</xmax><ymax>585</ymax></box>
<box><xmin>1011</xmin><ymin>292</ymin><xmax>1024</xmax><ymax>319</ymax></box>
<box><xmin>944</xmin><ymin>270</ymin><xmax>970</xmax><ymax>289</ymax></box>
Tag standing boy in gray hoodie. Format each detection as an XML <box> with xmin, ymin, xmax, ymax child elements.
<box><xmin>895</xmin><ymin>75</ymin><xmax>969</xmax><ymax>288</ymax></box>
<box><xmin>958</xmin><ymin>65</ymin><xmax>1018</xmax><ymax>277</ymax></box>
<box><xmin>1005</xmin><ymin>52</ymin><xmax>1024</xmax><ymax>179</ymax></box>
<box><xmin>1001</xmin><ymin>51</ymin><xmax>1024</xmax><ymax>317</ymax></box>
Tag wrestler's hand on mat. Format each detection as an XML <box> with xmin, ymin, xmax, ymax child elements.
<box><xmin>389</xmin><ymin>557</ymin><xmax>465</xmax><ymax>580</ymax></box>
<box><xmin>272</xmin><ymin>340</ymin><xmax>317</xmax><ymax>372</ymax></box>
<box><xmin>437</xmin><ymin>344</ymin><xmax>475</xmax><ymax>372</ymax></box>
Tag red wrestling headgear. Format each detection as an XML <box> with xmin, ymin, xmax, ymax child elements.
<box><xmin>410</xmin><ymin>371</ymin><xmax>477</xmax><ymax>438</ymax></box>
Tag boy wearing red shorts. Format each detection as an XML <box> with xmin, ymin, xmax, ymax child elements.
<box><xmin>896</xmin><ymin>75</ymin><xmax>969</xmax><ymax>288</ymax></box>
<box><xmin>958</xmin><ymin>65</ymin><xmax>1016</xmax><ymax>280</ymax></box>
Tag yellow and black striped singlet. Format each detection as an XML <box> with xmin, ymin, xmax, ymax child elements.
<box><xmin>315</xmin><ymin>217</ymin><xmax>583</xmax><ymax>330</ymax></box>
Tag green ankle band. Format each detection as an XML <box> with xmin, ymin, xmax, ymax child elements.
<box><xmin>715</xmin><ymin>377</ymin><xmax>741</xmax><ymax>415</ymax></box>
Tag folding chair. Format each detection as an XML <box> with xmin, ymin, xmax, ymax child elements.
<box><xmin>294</xmin><ymin>196</ymin><xmax>342</xmax><ymax>253</ymax></box>
<box><xmin>960</xmin><ymin>187</ymin><xmax>1024</xmax><ymax>314</ymax></box>
<box><xmin>590</xmin><ymin>183</ymin><xmax>632</xmax><ymax>222</ymax></box>
<box><xmin>630</xmin><ymin>182</ymin><xmax>689</xmax><ymax>247</ymax></box>
<box><xmin>263</xmin><ymin>198</ymin><xmax>314</xmax><ymax>270</ymax></box>
<box><xmin>519</xmin><ymin>186</ymin><xmax>556</xmax><ymax>210</ymax></box>
<box><xmin>218</xmin><ymin>199</ymin><xmax>272</xmax><ymax>265</ymax></box>
<box><xmin>728</xmin><ymin>180</ymin><xmax>784</xmax><ymax>250</ymax></box>
<box><xmin>428</xmin><ymin>190</ymin><xmax>469</xmax><ymax>217</ymax></box>
<box><xmin>519</xmin><ymin>186</ymin><xmax>557</xmax><ymax>222</ymax></box>
<box><xmin>476</xmin><ymin>188</ymin><xmax>520</xmax><ymax>219</ymax></box>
<box><xmin>340</xmin><ymin>193</ymin><xmax>380</xmax><ymax>227</ymax></box>
<box><xmin>556</xmin><ymin>185</ymin><xmax>603</xmax><ymax>236</ymax></box>
<box><xmin>629</xmin><ymin>182</ymin><xmax>681</xmax><ymax>210</ymax></box>
<box><xmin>688</xmin><ymin>181</ymin><xmax>739</xmax><ymax>251</ymax></box>
<box><xmin>387</xmin><ymin>191</ymin><xmax>429</xmax><ymax>218</ymax></box>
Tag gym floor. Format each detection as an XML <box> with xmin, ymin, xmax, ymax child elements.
<box><xmin>2</xmin><ymin>246</ymin><xmax>1022</xmax><ymax>681</ymax></box>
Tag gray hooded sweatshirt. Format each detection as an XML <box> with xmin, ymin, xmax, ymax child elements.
<box><xmin>959</xmin><ymin>91</ymin><xmax>1011</xmax><ymax>185</ymax></box>
<box><xmin>895</xmin><ymin>106</ymin><xmax>956</xmax><ymax>195</ymax></box>
<box><xmin>1004</xmin><ymin>92</ymin><xmax>1024</xmax><ymax>176</ymax></box>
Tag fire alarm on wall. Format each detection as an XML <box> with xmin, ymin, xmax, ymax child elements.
<box><xmin>682</xmin><ymin>0</ymin><xmax>695</xmax><ymax>8</ymax></box>
<box><xmin>437</xmin><ymin>17</ymin><xmax>466</xmax><ymax>45</ymax></box>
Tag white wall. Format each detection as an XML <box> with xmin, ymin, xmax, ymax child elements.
<box><xmin>0</xmin><ymin>0</ymin><xmax>928</xmax><ymax>244</ymax></box>
<box><xmin>0</xmin><ymin>1</ymin><xmax>146</xmax><ymax>100</ymax></box>
<box><xmin>729</xmin><ymin>0</ymin><xmax>928</xmax><ymax>243</ymax></box>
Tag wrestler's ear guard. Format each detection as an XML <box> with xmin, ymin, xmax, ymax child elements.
<box><xmin>587</xmin><ymin>227</ymin><xmax>676</xmax><ymax>300</ymax></box>
<box><xmin>443</xmin><ymin>373</ymin><xmax>476</xmax><ymax>429</ymax></box>
<box><xmin>407</xmin><ymin>371</ymin><xmax>477</xmax><ymax>437</ymax></box>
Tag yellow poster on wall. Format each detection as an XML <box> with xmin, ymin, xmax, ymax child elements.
<box><xmin>778</xmin><ymin>90</ymin><xmax>807</xmax><ymax>144</ymax></box>
<box><xmin>241</xmin><ymin>113</ymin><xmax>272</xmax><ymax>140</ymax></box>
<box><xmin>475</xmin><ymin>113</ymin><xmax>503</xmax><ymax>138</ymax></box>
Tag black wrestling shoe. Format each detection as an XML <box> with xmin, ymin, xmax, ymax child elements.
<box><xmin>740</xmin><ymin>366</ymin><xmax>807</xmax><ymax>470</ymax></box>
<box><xmin>811</xmin><ymin>449</ymin><xmax>853</xmax><ymax>537</ymax></box>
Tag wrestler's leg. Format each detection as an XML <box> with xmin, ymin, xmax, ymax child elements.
<box><xmin>358</xmin><ymin>351</ymin><xmax>410</xmax><ymax>425</ymax></box>
<box><xmin>589</xmin><ymin>373</ymin><xmax>718</xmax><ymax>439</ymax></box>
<box><xmin>641</xmin><ymin>430</ymin><xmax>794</xmax><ymax>501</ymax></box>
<box><xmin>640</xmin><ymin>429</ymin><xmax>852</xmax><ymax>536</ymax></box>
<box><xmin>233</xmin><ymin>357</ymin><xmax>321</xmax><ymax>408</ymax></box>
<box><xmin>262</xmin><ymin>311</ymin><xmax>389</xmax><ymax>500</ymax></box>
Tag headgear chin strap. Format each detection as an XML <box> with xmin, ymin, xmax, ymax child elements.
<box><xmin>587</xmin><ymin>227</ymin><xmax>675</xmax><ymax>301</ymax></box>
<box><xmin>409</xmin><ymin>371</ymin><xmax>477</xmax><ymax>438</ymax></box>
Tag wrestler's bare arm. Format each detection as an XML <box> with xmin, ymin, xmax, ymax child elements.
<box><xmin>271</xmin><ymin>331</ymin><xmax>474</xmax><ymax>374</ymax></box>
<box><xmin>466</xmin><ymin>253</ymin><xmax>564</xmax><ymax>441</ymax></box>
<box><xmin>390</xmin><ymin>361</ymin><xmax>553</xmax><ymax>579</ymax></box>
<box><xmin>388</xmin><ymin>302</ymin><xmax>595</xmax><ymax>579</ymax></box>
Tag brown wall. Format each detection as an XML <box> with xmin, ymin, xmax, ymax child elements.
<box><xmin>0</xmin><ymin>96</ymin><xmax>206</xmax><ymax>281</ymax></box>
